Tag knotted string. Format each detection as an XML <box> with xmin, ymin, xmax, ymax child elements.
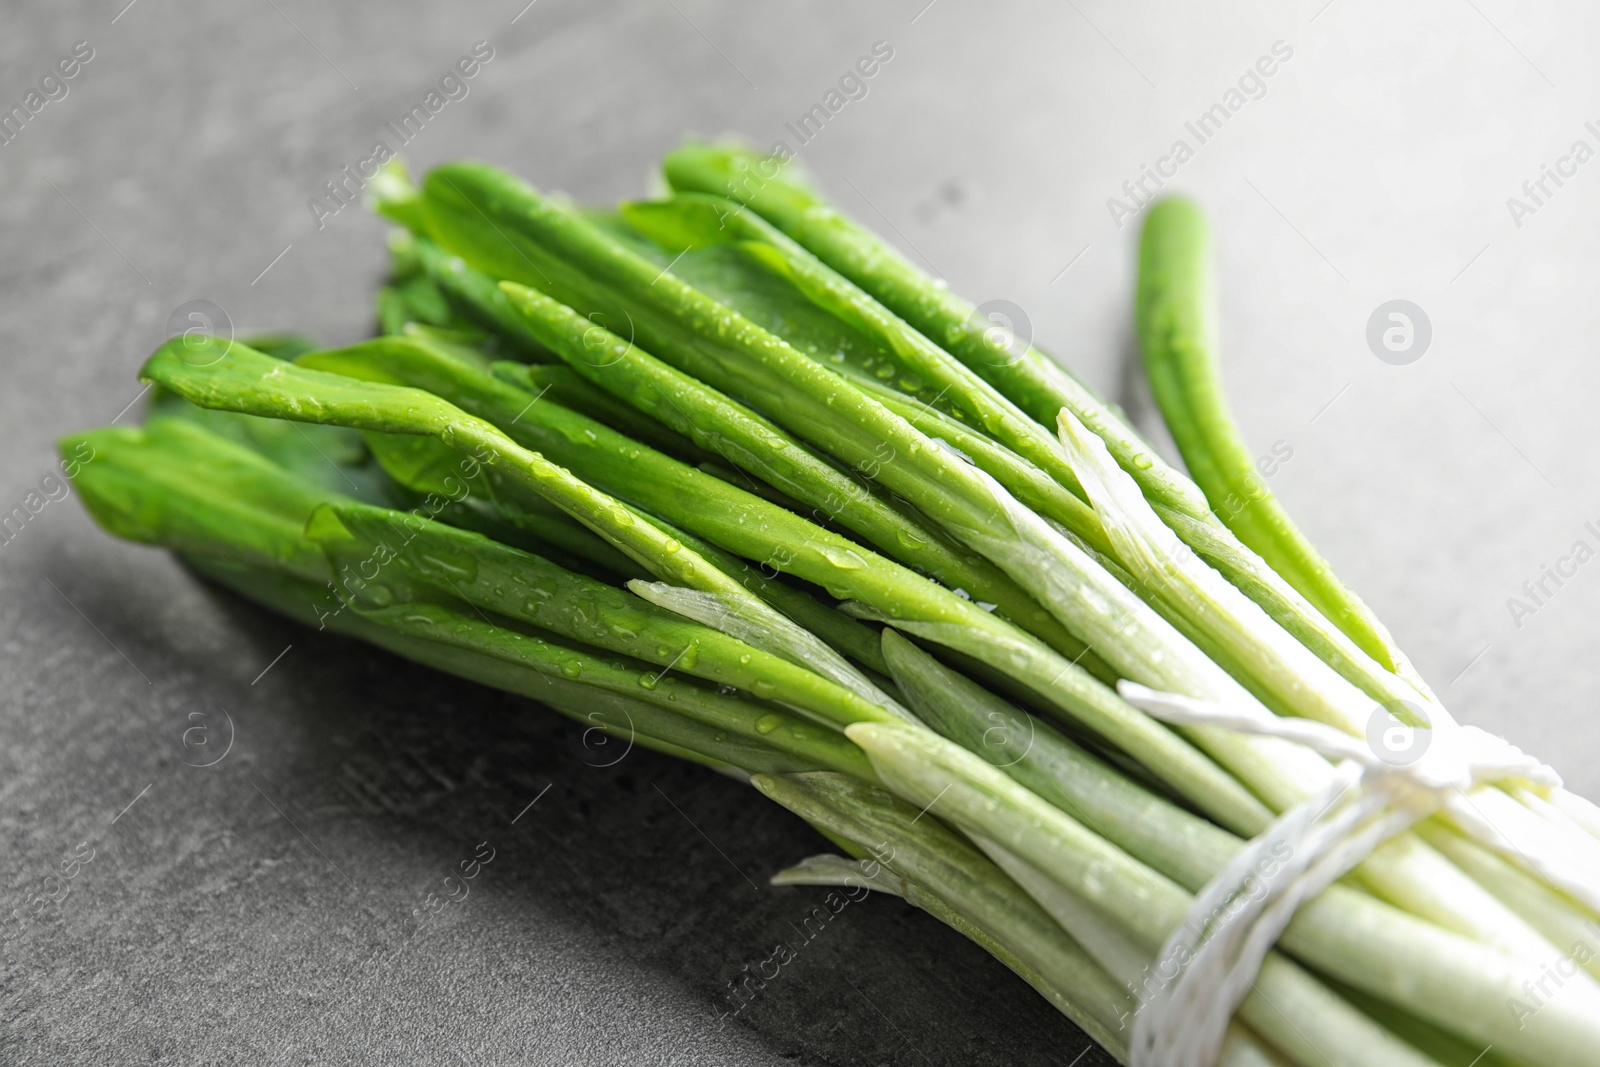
<box><xmin>1117</xmin><ymin>682</ymin><xmax>1563</xmax><ymax>1067</ymax></box>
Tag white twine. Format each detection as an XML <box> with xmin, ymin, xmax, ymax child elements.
<box><xmin>1117</xmin><ymin>681</ymin><xmax>1569</xmax><ymax>1067</ymax></box>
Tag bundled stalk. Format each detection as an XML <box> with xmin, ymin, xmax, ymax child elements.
<box><xmin>64</xmin><ymin>144</ymin><xmax>1600</xmax><ymax>1067</ymax></box>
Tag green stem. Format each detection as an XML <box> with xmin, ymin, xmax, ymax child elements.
<box><xmin>1135</xmin><ymin>198</ymin><xmax>1418</xmax><ymax>685</ymax></box>
<box><xmin>192</xmin><ymin>555</ymin><xmax>839</xmax><ymax>778</ymax></box>
<box><xmin>846</xmin><ymin>720</ymin><xmax>1600</xmax><ymax>1067</ymax></box>
<box><xmin>982</xmin><ymin>840</ymin><xmax>1445</xmax><ymax>1067</ymax></box>
<box><xmin>307</xmin><ymin>500</ymin><xmax>895</xmax><ymax>729</ymax></box>
<box><xmin>753</xmin><ymin>770</ymin><xmax>1134</xmax><ymax>1052</ymax></box>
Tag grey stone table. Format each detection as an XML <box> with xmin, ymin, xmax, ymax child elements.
<box><xmin>3</xmin><ymin>0</ymin><xmax>1597</xmax><ymax>1063</ymax></box>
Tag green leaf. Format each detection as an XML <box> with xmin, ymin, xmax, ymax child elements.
<box><xmin>63</xmin><ymin>417</ymin><xmax>339</xmax><ymax>584</ymax></box>
<box><xmin>623</xmin><ymin>192</ymin><xmax>1109</xmax><ymax>547</ymax></box>
<box><xmin>659</xmin><ymin>140</ymin><xmax>1212</xmax><ymax>521</ymax></box>
<box><xmin>139</xmin><ymin>335</ymin><xmax>760</xmax><ymax>601</ymax></box>
<box><xmin>309</xmin><ymin>499</ymin><xmax>898</xmax><ymax>729</ymax></box>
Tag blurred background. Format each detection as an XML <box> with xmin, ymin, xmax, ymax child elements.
<box><xmin>4</xmin><ymin>0</ymin><xmax>1599</xmax><ymax>1062</ymax></box>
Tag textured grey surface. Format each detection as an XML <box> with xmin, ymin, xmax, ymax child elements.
<box><xmin>2</xmin><ymin>0</ymin><xmax>1597</xmax><ymax>1064</ymax></box>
